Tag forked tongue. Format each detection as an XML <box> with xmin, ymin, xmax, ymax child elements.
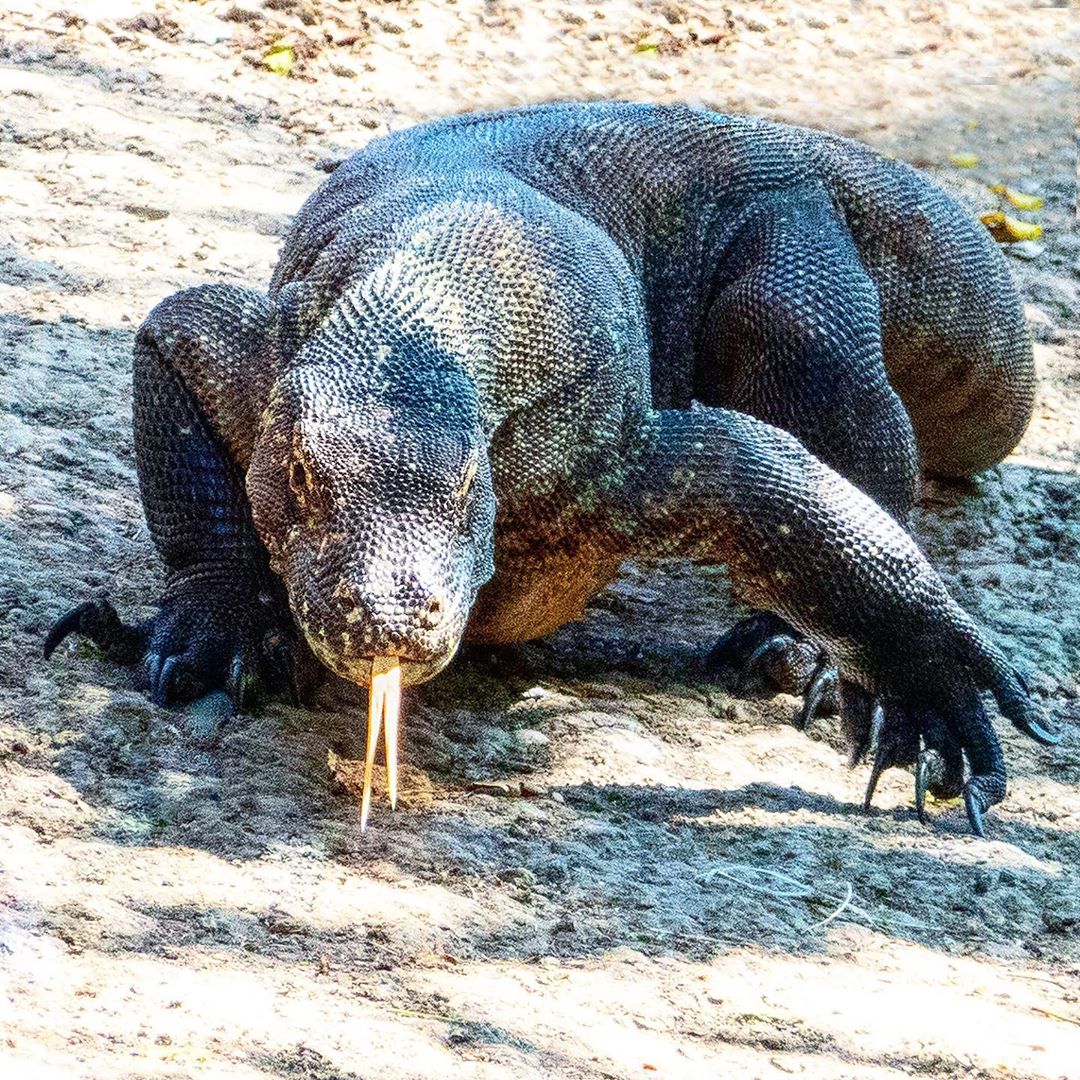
<box><xmin>360</xmin><ymin>656</ymin><xmax>402</xmax><ymax>830</ymax></box>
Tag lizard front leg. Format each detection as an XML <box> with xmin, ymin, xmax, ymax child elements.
<box><xmin>623</xmin><ymin>405</ymin><xmax>1058</xmax><ymax>834</ymax></box>
<box><xmin>45</xmin><ymin>285</ymin><xmax>298</xmax><ymax>709</ymax></box>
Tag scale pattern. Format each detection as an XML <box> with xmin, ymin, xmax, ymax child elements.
<box><xmin>46</xmin><ymin>101</ymin><xmax>1055</xmax><ymax>832</ymax></box>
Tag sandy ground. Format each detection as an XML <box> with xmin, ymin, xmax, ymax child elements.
<box><xmin>1</xmin><ymin>2</ymin><xmax>1078</xmax><ymax>1078</ymax></box>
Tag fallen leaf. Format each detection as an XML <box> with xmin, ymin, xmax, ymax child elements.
<box><xmin>263</xmin><ymin>42</ymin><xmax>295</xmax><ymax>76</ymax></box>
<box><xmin>980</xmin><ymin>211</ymin><xmax>1043</xmax><ymax>242</ymax></box>
<box><xmin>634</xmin><ymin>41</ymin><xmax>660</xmax><ymax>53</ymax></box>
<box><xmin>950</xmin><ymin>152</ymin><xmax>980</xmax><ymax>168</ymax></box>
<box><xmin>990</xmin><ymin>184</ymin><xmax>1045</xmax><ymax>211</ymax></box>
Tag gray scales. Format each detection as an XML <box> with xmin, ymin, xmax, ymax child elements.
<box><xmin>45</xmin><ymin>101</ymin><xmax>1059</xmax><ymax>834</ymax></box>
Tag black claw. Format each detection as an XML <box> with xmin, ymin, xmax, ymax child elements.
<box><xmin>226</xmin><ymin>652</ymin><xmax>260</xmax><ymax>713</ymax></box>
<box><xmin>44</xmin><ymin>603</ymin><xmax>97</xmax><ymax>659</ymax></box>
<box><xmin>863</xmin><ymin>749</ymin><xmax>887</xmax><ymax>812</ymax></box>
<box><xmin>156</xmin><ymin>652</ymin><xmax>202</xmax><ymax>705</ymax></box>
<box><xmin>739</xmin><ymin>634</ymin><xmax>792</xmax><ymax>692</ymax></box>
<box><xmin>796</xmin><ymin>658</ymin><xmax>836</xmax><ymax>730</ymax></box>
<box><xmin>146</xmin><ymin>651</ymin><xmax>165</xmax><ymax>704</ymax></box>
<box><xmin>964</xmin><ymin>785</ymin><xmax>986</xmax><ymax>837</ymax></box>
<box><xmin>1016</xmin><ymin>713</ymin><xmax>1061</xmax><ymax>747</ymax></box>
<box><xmin>989</xmin><ymin>669</ymin><xmax>1061</xmax><ymax>745</ymax></box>
<box><xmin>44</xmin><ymin>597</ymin><xmax>145</xmax><ymax>663</ymax></box>
<box><xmin>159</xmin><ymin>654</ymin><xmax>182</xmax><ymax>705</ymax></box>
<box><xmin>915</xmin><ymin>744</ymin><xmax>931</xmax><ymax>825</ymax></box>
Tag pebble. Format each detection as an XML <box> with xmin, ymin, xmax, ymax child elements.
<box><xmin>515</xmin><ymin>728</ymin><xmax>550</xmax><ymax>747</ymax></box>
<box><xmin>184</xmin><ymin>692</ymin><xmax>234</xmax><ymax>742</ymax></box>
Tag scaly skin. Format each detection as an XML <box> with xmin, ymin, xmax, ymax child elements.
<box><xmin>46</xmin><ymin>102</ymin><xmax>1058</xmax><ymax>834</ymax></box>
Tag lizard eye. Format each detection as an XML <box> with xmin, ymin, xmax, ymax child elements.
<box><xmin>290</xmin><ymin>459</ymin><xmax>311</xmax><ymax>494</ymax></box>
<box><xmin>287</xmin><ymin>455</ymin><xmax>329</xmax><ymax>522</ymax></box>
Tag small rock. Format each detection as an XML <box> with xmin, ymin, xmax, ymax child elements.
<box><xmin>185</xmin><ymin>692</ymin><xmax>234</xmax><ymax>742</ymax></box>
<box><xmin>123</xmin><ymin>204</ymin><xmax>170</xmax><ymax>222</ymax></box>
<box><xmin>515</xmin><ymin>728</ymin><xmax>549</xmax><ymax>747</ymax></box>
<box><xmin>466</xmin><ymin>781</ymin><xmax>514</xmax><ymax>796</ymax></box>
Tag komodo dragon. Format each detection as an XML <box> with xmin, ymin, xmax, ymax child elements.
<box><xmin>45</xmin><ymin>101</ymin><xmax>1059</xmax><ymax>833</ymax></box>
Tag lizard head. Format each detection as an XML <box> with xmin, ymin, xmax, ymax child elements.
<box><xmin>246</xmin><ymin>359</ymin><xmax>495</xmax><ymax>689</ymax></box>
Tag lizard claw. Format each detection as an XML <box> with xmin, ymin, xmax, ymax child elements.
<box><xmin>740</xmin><ymin>634</ymin><xmax>797</xmax><ymax>693</ymax></box>
<box><xmin>796</xmin><ymin>657</ymin><xmax>839</xmax><ymax>730</ymax></box>
<box><xmin>863</xmin><ymin>749</ymin><xmax>887</xmax><ymax>811</ymax></box>
<box><xmin>44</xmin><ymin>596</ymin><xmax>146</xmax><ymax>664</ymax></box>
<box><xmin>707</xmin><ymin>613</ymin><xmax>838</xmax><ymax>727</ymax></box>
<box><xmin>226</xmin><ymin>651</ymin><xmax>261</xmax><ymax>713</ymax></box>
<box><xmin>914</xmin><ymin>737</ymin><xmax>935</xmax><ymax>824</ymax></box>
<box><xmin>964</xmin><ymin>781</ymin><xmax>988</xmax><ymax>838</ymax></box>
<box><xmin>845</xmin><ymin>668</ymin><xmax>1003</xmax><ymax>834</ymax></box>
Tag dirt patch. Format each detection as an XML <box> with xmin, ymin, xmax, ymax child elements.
<box><xmin>1</xmin><ymin>2</ymin><xmax>1078</xmax><ymax>1078</ymax></box>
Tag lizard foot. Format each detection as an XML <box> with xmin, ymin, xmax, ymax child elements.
<box><xmin>846</xmin><ymin>668</ymin><xmax>1057</xmax><ymax>836</ymax></box>
<box><xmin>45</xmin><ymin>583</ymin><xmax>300</xmax><ymax>711</ymax></box>
<box><xmin>705</xmin><ymin>611</ymin><xmax>839</xmax><ymax>726</ymax></box>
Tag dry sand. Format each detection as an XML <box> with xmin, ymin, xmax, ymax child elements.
<box><xmin>1</xmin><ymin>2</ymin><xmax>1078</xmax><ymax>1077</ymax></box>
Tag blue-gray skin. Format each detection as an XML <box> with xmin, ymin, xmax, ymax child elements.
<box><xmin>45</xmin><ymin>102</ymin><xmax>1059</xmax><ymax>835</ymax></box>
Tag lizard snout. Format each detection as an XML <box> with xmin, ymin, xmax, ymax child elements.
<box><xmin>328</xmin><ymin>571</ymin><xmax>456</xmax><ymax>663</ymax></box>
<box><xmin>334</xmin><ymin>575</ymin><xmax>446</xmax><ymax>630</ymax></box>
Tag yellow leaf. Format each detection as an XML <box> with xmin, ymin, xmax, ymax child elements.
<box><xmin>980</xmin><ymin>211</ymin><xmax>1042</xmax><ymax>243</ymax></box>
<box><xmin>1002</xmin><ymin>215</ymin><xmax>1042</xmax><ymax>241</ymax></box>
<box><xmin>264</xmin><ymin>43</ymin><xmax>295</xmax><ymax>76</ymax></box>
<box><xmin>635</xmin><ymin>41</ymin><xmax>660</xmax><ymax>53</ymax></box>
<box><xmin>989</xmin><ymin>185</ymin><xmax>1044</xmax><ymax>211</ymax></box>
<box><xmin>950</xmin><ymin>152</ymin><xmax>979</xmax><ymax>168</ymax></box>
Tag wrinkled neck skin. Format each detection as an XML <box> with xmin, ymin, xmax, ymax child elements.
<box><xmin>248</xmin><ymin>285</ymin><xmax>502</xmax><ymax>688</ymax></box>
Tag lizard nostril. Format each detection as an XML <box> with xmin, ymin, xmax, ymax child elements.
<box><xmin>422</xmin><ymin>594</ymin><xmax>444</xmax><ymax>627</ymax></box>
